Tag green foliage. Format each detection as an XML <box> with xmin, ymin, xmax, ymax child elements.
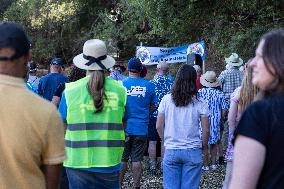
<box><xmin>1</xmin><ymin>0</ymin><xmax>283</xmax><ymax>72</ymax></box>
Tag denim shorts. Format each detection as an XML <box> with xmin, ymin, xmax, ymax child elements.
<box><xmin>163</xmin><ymin>148</ymin><xmax>203</xmax><ymax>189</ymax></box>
<box><xmin>121</xmin><ymin>135</ymin><xmax>147</xmax><ymax>162</ymax></box>
<box><xmin>66</xmin><ymin>168</ymin><xmax>119</xmax><ymax>189</ymax></box>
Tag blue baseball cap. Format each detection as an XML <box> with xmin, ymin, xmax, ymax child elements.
<box><xmin>50</xmin><ymin>57</ymin><xmax>64</xmax><ymax>66</ymax></box>
<box><xmin>128</xmin><ymin>57</ymin><xmax>142</xmax><ymax>73</ymax></box>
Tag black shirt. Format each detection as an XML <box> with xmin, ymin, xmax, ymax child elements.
<box><xmin>234</xmin><ymin>94</ymin><xmax>284</xmax><ymax>189</ymax></box>
<box><xmin>54</xmin><ymin>83</ymin><xmax>65</xmax><ymax>98</ymax></box>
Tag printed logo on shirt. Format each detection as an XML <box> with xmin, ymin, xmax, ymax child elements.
<box><xmin>127</xmin><ymin>86</ymin><xmax>147</xmax><ymax>97</ymax></box>
<box><xmin>80</xmin><ymin>91</ymin><xmax>119</xmax><ymax>113</ymax></box>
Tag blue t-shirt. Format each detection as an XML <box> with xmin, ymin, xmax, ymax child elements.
<box><xmin>150</xmin><ymin>75</ymin><xmax>173</xmax><ymax>118</ymax></box>
<box><xmin>38</xmin><ymin>73</ymin><xmax>68</xmax><ymax>101</ymax></box>
<box><xmin>26</xmin><ymin>82</ymin><xmax>36</xmax><ymax>93</ymax></box>
<box><xmin>58</xmin><ymin>92</ymin><xmax>121</xmax><ymax>173</ymax></box>
<box><xmin>123</xmin><ymin>77</ymin><xmax>156</xmax><ymax>136</ymax></box>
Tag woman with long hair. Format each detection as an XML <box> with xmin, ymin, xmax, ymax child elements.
<box><xmin>156</xmin><ymin>64</ymin><xmax>210</xmax><ymax>189</ymax></box>
<box><xmin>198</xmin><ymin>71</ymin><xmax>228</xmax><ymax>171</ymax></box>
<box><xmin>222</xmin><ymin>65</ymin><xmax>259</xmax><ymax>189</ymax></box>
<box><xmin>229</xmin><ymin>29</ymin><xmax>284</xmax><ymax>189</ymax></box>
<box><xmin>58</xmin><ymin>39</ymin><xmax>126</xmax><ymax>189</ymax></box>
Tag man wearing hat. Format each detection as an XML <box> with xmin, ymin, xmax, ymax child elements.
<box><xmin>38</xmin><ymin>57</ymin><xmax>68</xmax><ymax>101</ymax></box>
<box><xmin>218</xmin><ymin>53</ymin><xmax>244</xmax><ymax>101</ymax></box>
<box><xmin>27</xmin><ymin>61</ymin><xmax>41</xmax><ymax>92</ymax></box>
<box><xmin>218</xmin><ymin>53</ymin><xmax>244</xmax><ymax>162</ymax></box>
<box><xmin>0</xmin><ymin>22</ymin><xmax>66</xmax><ymax>189</ymax></box>
<box><xmin>120</xmin><ymin>58</ymin><xmax>156</xmax><ymax>189</ymax></box>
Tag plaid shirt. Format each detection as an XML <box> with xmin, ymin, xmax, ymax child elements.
<box><xmin>218</xmin><ymin>67</ymin><xmax>243</xmax><ymax>99</ymax></box>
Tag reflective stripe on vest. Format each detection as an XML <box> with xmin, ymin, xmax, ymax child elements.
<box><xmin>65</xmin><ymin>140</ymin><xmax>125</xmax><ymax>148</ymax></box>
<box><xmin>67</xmin><ymin>123</ymin><xmax>124</xmax><ymax>131</ymax></box>
<box><xmin>64</xmin><ymin>76</ymin><xmax>126</xmax><ymax>168</ymax></box>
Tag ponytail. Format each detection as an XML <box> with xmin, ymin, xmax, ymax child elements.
<box><xmin>87</xmin><ymin>70</ymin><xmax>106</xmax><ymax>113</ymax></box>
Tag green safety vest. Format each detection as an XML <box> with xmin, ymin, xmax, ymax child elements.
<box><xmin>64</xmin><ymin>76</ymin><xmax>126</xmax><ymax>168</ymax></box>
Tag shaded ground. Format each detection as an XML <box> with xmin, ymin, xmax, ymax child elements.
<box><xmin>122</xmin><ymin>158</ymin><xmax>225</xmax><ymax>189</ymax></box>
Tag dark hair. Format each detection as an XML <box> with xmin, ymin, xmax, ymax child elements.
<box><xmin>171</xmin><ymin>64</ymin><xmax>197</xmax><ymax>106</ymax></box>
<box><xmin>87</xmin><ymin>70</ymin><xmax>106</xmax><ymax>113</ymax></box>
<box><xmin>69</xmin><ymin>66</ymin><xmax>86</xmax><ymax>82</ymax></box>
<box><xmin>260</xmin><ymin>29</ymin><xmax>284</xmax><ymax>96</ymax></box>
<box><xmin>140</xmin><ymin>64</ymin><xmax>147</xmax><ymax>78</ymax></box>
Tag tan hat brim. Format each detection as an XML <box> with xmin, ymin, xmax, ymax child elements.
<box><xmin>225</xmin><ymin>58</ymin><xmax>244</xmax><ymax>66</ymax></box>
<box><xmin>73</xmin><ymin>53</ymin><xmax>115</xmax><ymax>71</ymax></box>
<box><xmin>200</xmin><ymin>76</ymin><xmax>221</xmax><ymax>88</ymax></box>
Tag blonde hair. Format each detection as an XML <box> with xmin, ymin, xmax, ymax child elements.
<box><xmin>239</xmin><ymin>66</ymin><xmax>259</xmax><ymax>112</ymax></box>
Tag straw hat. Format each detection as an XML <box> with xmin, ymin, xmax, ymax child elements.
<box><xmin>73</xmin><ymin>39</ymin><xmax>115</xmax><ymax>71</ymax></box>
<box><xmin>225</xmin><ymin>53</ymin><xmax>243</xmax><ymax>66</ymax></box>
<box><xmin>200</xmin><ymin>71</ymin><xmax>221</xmax><ymax>87</ymax></box>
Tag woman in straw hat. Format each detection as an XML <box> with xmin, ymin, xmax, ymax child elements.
<box><xmin>156</xmin><ymin>64</ymin><xmax>210</xmax><ymax>189</ymax></box>
<box><xmin>229</xmin><ymin>29</ymin><xmax>284</xmax><ymax>189</ymax></box>
<box><xmin>58</xmin><ymin>39</ymin><xmax>127</xmax><ymax>189</ymax></box>
<box><xmin>198</xmin><ymin>71</ymin><xmax>228</xmax><ymax>171</ymax></box>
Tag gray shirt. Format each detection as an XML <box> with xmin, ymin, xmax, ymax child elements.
<box><xmin>158</xmin><ymin>94</ymin><xmax>209</xmax><ymax>149</ymax></box>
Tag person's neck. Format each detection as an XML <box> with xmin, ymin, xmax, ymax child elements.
<box><xmin>129</xmin><ymin>72</ymin><xmax>140</xmax><ymax>78</ymax></box>
<box><xmin>0</xmin><ymin>62</ymin><xmax>25</xmax><ymax>78</ymax></box>
<box><xmin>157</xmin><ymin>72</ymin><xmax>166</xmax><ymax>76</ymax></box>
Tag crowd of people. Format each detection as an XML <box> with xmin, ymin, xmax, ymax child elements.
<box><xmin>0</xmin><ymin>21</ymin><xmax>284</xmax><ymax>189</ymax></box>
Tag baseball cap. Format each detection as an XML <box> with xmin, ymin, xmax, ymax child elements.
<box><xmin>0</xmin><ymin>22</ymin><xmax>31</xmax><ymax>61</ymax></box>
<box><xmin>128</xmin><ymin>57</ymin><xmax>142</xmax><ymax>72</ymax></box>
<box><xmin>50</xmin><ymin>57</ymin><xmax>64</xmax><ymax>66</ymax></box>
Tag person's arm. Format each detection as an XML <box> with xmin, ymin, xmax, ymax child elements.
<box><xmin>42</xmin><ymin>164</ymin><xmax>62</xmax><ymax>189</ymax></box>
<box><xmin>52</xmin><ymin>84</ymin><xmax>65</xmax><ymax>107</ymax></box>
<box><xmin>149</xmin><ymin>83</ymin><xmax>157</xmax><ymax>113</ymax></box>
<box><xmin>229</xmin><ymin>135</ymin><xmax>266</xmax><ymax>189</ymax></box>
<box><xmin>200</xmin><ymin>116</ymin><xmax>210</xmax><ymax>166</ymax></box>
<box><xmin>42</xmin><ymin>106</ymin><xmax>66</xmax><ymax>189</ymax></box>
<box><xmin>156</xmin><ymin>113</ymin><xmax>165</xmax><ymax>140</ymax></box>
<box><xmin>37</xmin><ymin>80</ymin><xmax>43</xmax><ymax>96</ymax></box>
<box><xmin>51</xmin><ymin>96</ymin><xmax>61</xmax><ymax>107</ymax></box>
<box><xmin>58</xmin><ymin>92</ymin><xmax>67</xmax><ymax>124</ymax></box>
<box><xmin>227</xmin><ymin>100</ymin><xmax>238</xmax><ymax>131</ymax></box>
<box><xmin>201</xmin><ymin>116</ymin><xmax>210</xmax><ymax>148</ymax></box>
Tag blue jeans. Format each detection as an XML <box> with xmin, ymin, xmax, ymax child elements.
<box><xmin>66</xmin><ymin>168</ymin><xmax>119</xmax><ymax>189</ymax></box>
<box><xmin>163</xmin><ymin>148</ymin><xmax>203</xmax><ymax>189</ymax></box>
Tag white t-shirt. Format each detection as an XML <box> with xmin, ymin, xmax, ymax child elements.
<box><xmin>158</xmin><ymin>94</ymin><xmax>209</xmax><ymax>149</ymax></box>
